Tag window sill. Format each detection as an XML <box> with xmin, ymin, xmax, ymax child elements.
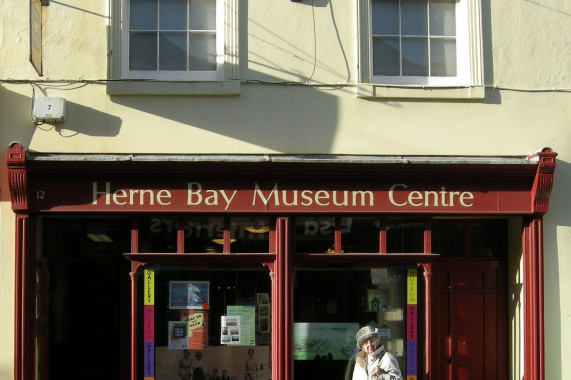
<box><xmin>107</xmin><ymin>80</ymin><xmax>241</xmax><ymax>96</ymax></box>
<box><xmin>356</xmin><ymin>84</ymin><xmax>485</xmax><ymax>101</ymax></box>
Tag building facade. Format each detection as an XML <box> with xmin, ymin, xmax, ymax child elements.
<box><xmin>0</xmin><ymin>1</ymin><xmax>570</xmax><ymax>380</ymax></box>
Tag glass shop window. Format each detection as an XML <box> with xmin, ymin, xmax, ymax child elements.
<box><xmin>386</xmin><ymin>218</ymin><xmax>425</xmax><ymax>253</ymax></box>
<box><xmin>295</xmin><ymin>216</ymin><xmax>336</xmax><ymax>253</ymax></box>
<box><xmin>139</xmin><ymin>216</ymin><xmax>271</xmax><ymax>253</ymax></box>
<box><xmin>295</xmin><ymin>216</ymin><xmax>427</xmax><ymax>254</ymax></box>
<box><xmin>293</xmin><ymin>266</ymin><xmax>415</xmax><ymax>380</ymax></box>
<box><xmin>138</xmin><ymin>265</ymin><xmax>272</xmax><ymax>380</ymax></box>
<box><xmin>431</xmin><ymin>219</ymin><xmax>508</xmax><ymax>257</ymax></box>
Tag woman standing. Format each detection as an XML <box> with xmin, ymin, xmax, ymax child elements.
<box><xmin>351</xmin><ymin>326</ymin><xmax>402</xmax><ymax>380</ymax></box>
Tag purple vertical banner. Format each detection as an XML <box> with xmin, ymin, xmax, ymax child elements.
<box><xmin>144</xmin><ymin>341</ymin><xmax>154</xmax><ymax>379</ymax></box>
<box><xmin>406</xmin><ymin>268</ymin><xmax>417</xmax><ymax>380</ymax></box>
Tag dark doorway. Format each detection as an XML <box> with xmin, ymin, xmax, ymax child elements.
<box><xmin>41</xmin><ymin>219</ymin><xmax>131</xmax><ymax>380</ymax></box>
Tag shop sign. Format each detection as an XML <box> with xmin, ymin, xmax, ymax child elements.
<box><xmin>28</xmin><ymin>177</ymin><xmax>531</xmax><ymax>214</ymax></box>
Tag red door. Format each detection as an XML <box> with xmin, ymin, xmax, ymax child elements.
<box><xmin>436</xmin><ymin>260</ymin><xmax>507</xmax><ymax>380</ymax></box>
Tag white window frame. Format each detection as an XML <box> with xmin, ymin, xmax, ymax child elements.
<box><xmin>357</xmin><ymin>0</ymin><xmax>483</xmax><ymax>87</ymax></box>
<box><xmin>108</xmin><ymin>0</ymin><xmax>239</xmax><ymax>95</ymax></box>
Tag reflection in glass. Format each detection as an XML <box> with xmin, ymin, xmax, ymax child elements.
<box><xmin>189</xmin><ymin>32</ymin><xmax>217</xmax><ymax>71</ymax></box>
<box><xmin>402</xmin><ymin>37</ymin><xmax>428</xmax><ymax>76</ymax></box>
<box><xmin>160</xmin><ymin>0</ymin><xmax>187</xmax><ymax>30</ymax></box>
<box><xmin>295</xmin><ymin>217</ymin><xmax>335</xmax><ymax>254</ymax></box>
<box><xmin>230</xmin><ymin>217</ymin><xmax>270</xmax><ymax>253</ymax></box>
<box><xmin>184</xmin><ymin>217</ymin><xmax>224</xmax><ymax>253</ymax></box>
<box><xmin>129</xmin><ymin>32</ymin><xmax>157</xmax><ymax>70</ymax></box>
<box><xmin>159</xmin><ymin>32</ymin><xmax>187</xmax><ymax>70</ymax></box>
<box><xmin>429</xmin><ymin>0</ymin><xmax>456</xmax><ymax>36</ymax></box>
<box><xmin>189</xmin><ymin>0</ymin><xmax>217</xmax><ymax>30</ymax></box>
<box><xmin>430</xmin><ymin>38</ymin><xmax>456</xmax><ymax>76</ymax></box>
<box><xmin>372</xmin><ymin>0</ymin><xmax>399</xmax><ymax>35</ymax></box>
<box><xmin>401</xmin><ymin>0</ymin><xmax>427</xmax><ymax>36</ymax></box>
<box><xmin>130</xmin><ymin>0</ymin><xmax>157</xmax><ymax>30</ymax></box>
<box><xmin>373</xmin><ymin>37</ymin><xmax>400</xmax><ymax>76</ymax></box>
<box><xmin>341</xmin><ymin>217</ymin><xmax>380</xmax><ymax>253</ymax></box>
<box><xmin>386</xmin><ymin>218</ymin><xmax>425</xmax><ymax>253</ymax></box>
<box><xmin>139</xmin><ymin>217</ymin><xmax>178</xmax><ymax>253</ymax></box>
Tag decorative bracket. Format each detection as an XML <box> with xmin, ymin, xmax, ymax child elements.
<box><xmin>528</xmin><ymin>147</ymin><xmax>557</xmax><ymax>214</ymax></box>
<box><xmin>6</xmin><ymin>142</ymin><xmax>28</xmax><ymax>211</ymax></box>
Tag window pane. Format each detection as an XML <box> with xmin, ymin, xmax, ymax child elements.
<box><xmin>295</xmin><ymin>217</ymin><xmax>335</xmax><ymax>254</ymax></box>
<box><xmin>429</xmin><ymin>0</ymin><xmax>456</xmax><ymax>36</ymax></box>
<box><xmin>189</xmin><ymin>32</ymin><xmax>217</xmax><ymax>70</ymax></box>
<box><xmin>430</xmin><ymin>38</ymin><xmax>456</xmax><ymax>76</ymax></box>
<box><xmin>139</xmin><ymin>217</ymin><xmax>178</xmax><ymax>252</ymax></box>
<box><xmin>401</xmin><ymin>0</ymin><xmax>427</xmax><ymax>36</ymax></box>
<box><xmin>373</xmin><ymin>36</ymin><xmax>400</xmax><ymax>76</ymax></box>
<box><xmin>372</xmin><ymin>0</ymin><xmax>399</xmax><ymax>35</ymax></box>
<box><xmin>183</xmin><ymin>217</ymin><xmax>224</xmax><ymax>253</ymax></box>
<box><xmin>401</xmin><ymin>37</ymin><xmax>428</xmax><ymax>76</ymax></box>
<box><xmin>130</xmin><ymin>0</ymin><xmax>158</xmax><ymax>30</ymax></box>
<box><xmin>468</xmin><ymin>220</ymin><xmax>507</xmax><ymax>258</ymax></box>
<box><xmin>160</xmin><ymin>0</ymin><xmax>187</xmax><ymax>30</ymax></box>
<box><xmin>341</xmin><ymin>217</ymin><xmax>380</xmax><ymax>253</ymax></box>
<box><xmin>159</xmin><ymin>32</ymin><xmax>187</xmax><ymax>70</ymax></box>
<box><xmin>386</xmin><ymin>218</ymin><xmax>425</xmax><ymax>253</ymax></box>
<box><xmin>230</xmin><ymin>217</ymin><xmax>270</xmax><ymax>253</ymax></box>
<box><xmin>129</xmin><ymin>32</ymin><xmax>157</xmax><ymax>70</ymax></box>
<box><xmin>189</xmin><ymin>0</ymin><xmax>217</xmax><ymax>30</ymax></box>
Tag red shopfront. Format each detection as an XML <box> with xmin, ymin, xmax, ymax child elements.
<box><xmin>7</xmin><ymin>143</ymin><xmax>556</xmax><ymax>380</ymax></box>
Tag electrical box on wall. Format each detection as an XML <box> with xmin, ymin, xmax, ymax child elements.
<box><xmin>33</xmin><ymin>97</ymin><xmax>66</xmax><ymax>123</ymax></box>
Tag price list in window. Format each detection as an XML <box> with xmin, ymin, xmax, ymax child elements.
<box><xmin>144</xmin><ymin>269</ymin><xmax>155</xmax><ymax>380</ymax></box>
<box><xmin>406</xmin><ymin>268</ymin><xmax>417</xmax><ymax>380</ymax></box>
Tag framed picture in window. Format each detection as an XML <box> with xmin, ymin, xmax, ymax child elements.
<box><xmin>367</xmin><ymin>287</ymin><xmax>393</xmax><ymax>312</ymax></box>
<box><xmin>169</xmin><ymin>281</ymin><xmax>210</xmax><ymax>310</ymax></box>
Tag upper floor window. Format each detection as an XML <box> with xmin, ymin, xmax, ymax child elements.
<box><xmin>359</xmin><ymin>0</ymin><xmax>483</xmax><ymax>87</ymax></box>
<box><xmin>126</xmin><ymin>0</ymin><xmax>221</xmax><ymax>80</ymax></box>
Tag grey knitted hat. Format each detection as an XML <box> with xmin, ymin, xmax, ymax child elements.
<box><xmin>356</xmin><ymin>326</ymin><xmax>380</xmax><ymax>348</ymax></box>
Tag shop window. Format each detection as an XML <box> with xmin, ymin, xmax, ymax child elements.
<box><xmin>431</xmin><ymin>219</ymin><xmax>507</xmax><ymax>257</ymax></box>
<box><xmin>357</xmin><ymin>0</ymin><xmax>483</xmax><ymax>87</ymax></box>
<box><xmin>293</xmin><ymin>266</ymin><xmax>414</xmax><ymax>380</ymax></box>
<box><xmin>295</xmin><ymin>216</ymin><xmax>336</xmax><ymax>253</ymax></box>
<box><xmin>138</xmin><ymin>265</ymin><xmax>271</xmax><ymax>380</ymax></box>
<box><xmin>386</xmin><ymin>217</ymin><xmax>425</xmax><ymax>253</ymax></box>
<box><xmin>295</xmin><ymin>216</ymin><xmax>427</xmax><ymax>254</ymax></box>
<box><xmin>341</xmin><ymin>217</ymin><xmax>381</xmax><ymax>253</ymax></box>
<box><xmin>139</xmin><ymin>216</ymin><xmax>271</xmax><ymax>253</ymax></box>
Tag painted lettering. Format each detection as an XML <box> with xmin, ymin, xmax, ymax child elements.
<box><xmin>388</xmin><ymin>183</ymin><xmax>474</xmax><ymax>208</ymax></box>
<box><xmin>92</xmin><ymin>181</ymin><xmax>172</xmax><ymax>206</ymax></box>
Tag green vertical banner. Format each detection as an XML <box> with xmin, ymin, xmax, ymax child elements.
<box><xmin>406</xmin><ymin>268</ymin><xmax>417</xmax><ymax>380</ymax></box>
<box><xmin>144</xmin><ymin>269</ymin><xmax>155</xmax><ymax>380</ymax></box>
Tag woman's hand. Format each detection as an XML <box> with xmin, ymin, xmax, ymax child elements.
<box><xmin>370</xmin><ymin>367</ymin><xmax>381</xmax><ymax>376</ymax></box>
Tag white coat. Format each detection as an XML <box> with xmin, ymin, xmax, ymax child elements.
<box><xmin>351</xmin><ymin>345</ymin><xmax>403</xmax><ymax>380</ymax></box>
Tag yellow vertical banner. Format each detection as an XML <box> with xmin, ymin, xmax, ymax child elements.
<box><xmin>144</xmin><ymin>269</ymin><xmax>154</xmax><ymax>306</ymax></box>
<box><xmin>407</xmin><ymin>268</ymin><xmax>417</xmax><ymax>305</ymax></box>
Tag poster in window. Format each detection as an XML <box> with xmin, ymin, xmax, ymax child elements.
<box><xmin>367</xmin><ymin>288</ymin><xmax>393</xmax><ymax>312</ymax></box>
<box><xmin>169</xmin><ymin>281</ymin><xmax>210</xmax><ymax>310</ymax></box>
<box><xmin>293</xmin><ymin>322</ymin><xmax>359</xmax><ymax>360</ymax></box>
<box><xmin>221</xmin><ymin>315</ymin><xmax>241</xmax><ymax>345</ymax></box>
<box><xmin>168</xmin><ymin>321</ymin><xmax>189</xmax><ymax>349</ymax></box>
<box><xmin>227</xmin><ymin>306</ymin><xmax>256</xmax><ymax>345</ymax></box>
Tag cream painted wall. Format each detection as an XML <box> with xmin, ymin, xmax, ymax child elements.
<box><xmin>0</xmin><ymin>1</ymin><xmax>570</xmax><ymax>380</ymax></box>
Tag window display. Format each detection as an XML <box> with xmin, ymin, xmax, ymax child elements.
<box><xmin>139</xmin><ymin>265</ymin><xmax>271</xmax><ymax>380</ymax></box>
